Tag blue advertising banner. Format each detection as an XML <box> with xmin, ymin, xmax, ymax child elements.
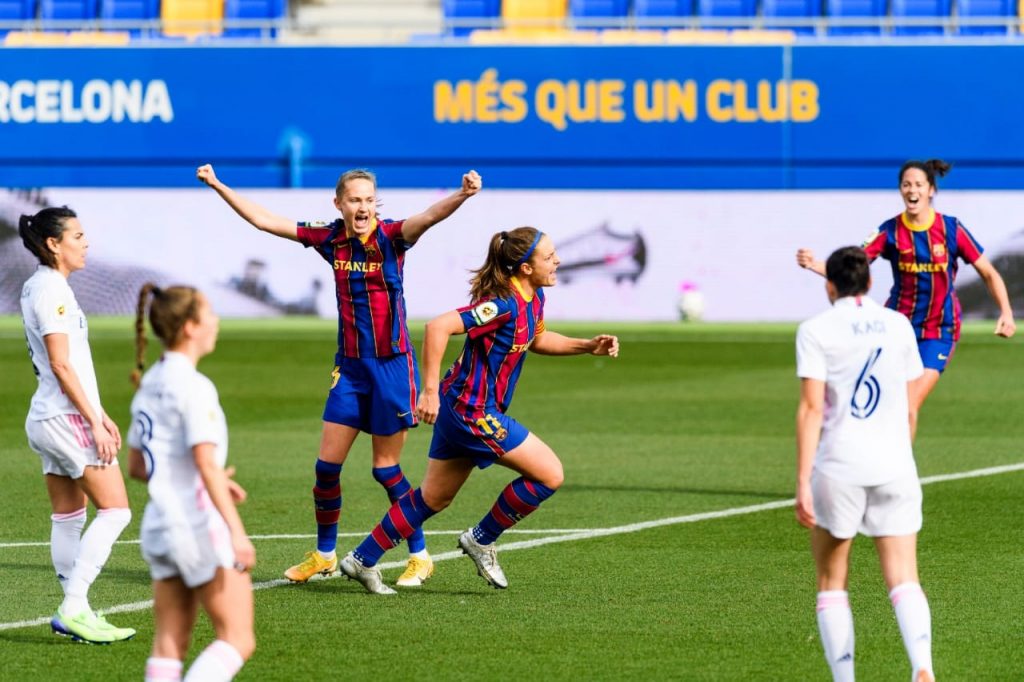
<box><xmin>0</xmin><ymin>45</ymin><xmax>1020</xmax><ymax>189</ymax></box>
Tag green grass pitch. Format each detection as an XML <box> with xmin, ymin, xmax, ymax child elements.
<box><xmin>0</xmin><ymin>317</ymin><xmax>1021</xmax><ymax>680</ymax></box>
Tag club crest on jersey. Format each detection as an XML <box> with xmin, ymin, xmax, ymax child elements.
<box><xmin>56</xmin><ymin>304</ymin><xmax>65</xmax><ymax>317</ymax></box>
<box><xmin>931</xmin><ymin>242</ymin><xmax>946</xmax><ymax>259</ymax></box>
<box><xmin>364</xmin><ymin>245</ymin><xmax>379</xmax><ymax>258</ymax></box>
<box><xmin>471</xmin><ymin>301</ymin><xmax>499</xmax><ymax>325</ymax></box>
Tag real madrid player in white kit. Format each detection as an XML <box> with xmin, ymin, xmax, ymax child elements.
<box><xmin>19</xmin><ymin>207</ymin><xmax>135</xmax><ymax>644</ymax></box>
<box><xmin>796</xmin><ymin>246</ymin><xmax>935</xmax><ymax>682</ymax></box>
<box><xmin>128</xmin><ymin>284</ymin><xmax>255</xmax><ymax>682</ymax></box>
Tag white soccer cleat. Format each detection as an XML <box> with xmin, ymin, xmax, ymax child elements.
<box><xmin>458</xmin><ymin>529</ymin><xmax>508</xmax><ymax>589</ymax></box>
<box><xmin>339</xmin><ymin>552</ymin><xmax>397</xmax><ymax>595</ymax></box>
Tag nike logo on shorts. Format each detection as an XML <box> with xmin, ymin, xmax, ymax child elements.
<box><xmin>937</xmin><ymin>353</ymin><xmax>948</xmax><ymax>360</ymax></box>
<box><xmin>397</xmin><ymin>410</ymin><xmax>412</xmax><ymax>418</ymax></box>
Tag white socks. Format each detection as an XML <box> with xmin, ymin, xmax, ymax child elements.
<box><xmin>50</xmin><ymin>508</ymin><xmax>87</xmax><ymax>594</ymax></box>
<box><xmin>816</xmin><ymin>590</ymin><xmax>855</xmax><ymax>682</ymax></box>
<box><xmin>60</xmin><ymin>507</ymin><xmax>131</xmax><ymax>616</ymax></box>
<box><xmin>183</xmin><ymin>640</ymin><xmax>245</xmax><ymax>681</ymax></box>
<box><xmin>146</xmin><ymin>657</ymin><xmax>184</xmax><ymax>682</ymax></box>
<box><xmin>890</xmin><ymin>582</ymin><xmax>933</xmax><ymax>678</ymax></box>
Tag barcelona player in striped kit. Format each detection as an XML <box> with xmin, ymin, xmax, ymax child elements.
<box><xmin>797</xmin><ymin>159</ymin><xmax>1015</xmax><ymax>428</ymax></box>
<box><xmin>196</xmin><ymin>163</ymin><xmax>482</xmax><ymax>587</ymax></box>
<box><xmin>338</xmin><ymin>227</ymin><xmax>619</xmax><ymax>594</ymax></box>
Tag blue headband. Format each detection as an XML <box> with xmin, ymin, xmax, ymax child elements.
<box><xmin>515</xmin><ymin>231</ymin><xmax>545</xmax><ymax>268</ymax></box>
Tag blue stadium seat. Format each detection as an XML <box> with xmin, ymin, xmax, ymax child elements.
<box><xmin>569</xmin><ymin>0</ymin><xmax>630</xmax><ymax>21</ymax></box>
<box><xmin>443</xmin><ymin>0</ymin><xmax>501</xmax><ymax>36</ymax></box>
<box><xmin>224</xmin><ymin>0</ymin><xmax>284</xmax><ymax>36</ymax></box>
<box><xmin>0</xmin><ymin>0</ymin><xmax>38</xmax><ymax>35</ymax></box>
<box><xmin>826</xmin><ymin>0</ymin><xmax>886</xmax><ymax>35</ymax></box>
<box><xmin>40</xmin><ymin>0</ymin><xmax>98</xmax><ymax>22</ymax></box>
<box><xmin>697</xmin><ymin>0</ymin><xmax>758</xmax><ymax>28</ymax></box>
<box><xmin>762</xmin><ymin>0</ymin><xmax>820</xmax><ymax>34</ymax></box>
<box><xmin>100</xmin><ymin>0</ymin><xmax>158</xmax><ymax>34</ymax></box>
<box><xmin>891</xmin><ymin>0</ymin><xmax>951</xmax><ymax>34</ymax></box>
<box><xmin>955</xmin><ymin>0</ymin><xmax>1013</xmax><ymax>33</ymax></box>
<box><xmin>634</xmin><ymin>0</ymin><xmax>693</xmax><ymax>27</ymax></box>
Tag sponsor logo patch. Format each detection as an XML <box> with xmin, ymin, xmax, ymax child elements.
<box><xmin>471</xmin><ymin>301</ymin><xmax>499</xmax><ymax>325</ymax></box>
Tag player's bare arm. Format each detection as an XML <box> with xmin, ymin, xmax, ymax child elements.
<box><xmin>401</xmin><ymin>170</ymin><xmax>482</xmax><ymax>243</ymax></box>
<box><xmin>795</xmin><ymin>378</ymin><xmax>825</xmax><ymax>529</ymax></box>
<box><xmin>971</xmin><ymin>255</ymin><xmax>1017</xmax><ymax>338</ymax></box>
<box><xmin>796</xmin><ymin>248</ymin><xmax>826</xmax><ymax>276</ymax></box>
<box><xmin>416</xmin><ymin>311</ymin><xmax>467</xmax><ymax>425</ymax></box>
<box><xmin>530</xmin><ymin>332</ymin><xmax>619</xmax><ymax>357</ymax></box>
<box><xmin>196</xmin><ymin>163</ymin><xmax>299</xmax><ymax>241</ymax></box>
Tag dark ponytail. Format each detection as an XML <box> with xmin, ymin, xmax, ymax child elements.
<box><xmin>131</xmin><ymin>282</ymin><xmax>201</xmax><ymax>387</ymax></box>
<box><xmin>19</xmin><ymin>206</ymin><xmax>77</xmax><ymax>268</ymax></box>
<box><xmin>469</xmin><ymin>227</ymin><xmax>542</xmax><ymax>302</ymax></box>
<box><xmin>899</xmin><ymin>159</ymin><xmax>952</xmax><ymax>190</ymax></box>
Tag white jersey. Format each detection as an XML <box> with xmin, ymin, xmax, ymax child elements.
<box><xmin>129</xmin><ymin>352</ymin><xmax>229</xmax><ymax>565</ymax></box>
<box><xmin>21</xmin><ymin>266</ymin><xmax>102</xmax><ymax>421</ymax></box>
<box><xmin>796</xmin><ymin>296</ymin><xmax>924</xmax><ymax>486</ymax></box>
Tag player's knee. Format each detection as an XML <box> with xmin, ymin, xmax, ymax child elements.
<box><xmin>541</xmin><ymin>459</ymin><xmax>564</xmax><ymax>490</ymax></box>
<box><xmin>420</xmin><ymin>488</ymin><xmax>454</xmax><ymax>512</ymax></box>
<box><xmin>97</xmin><ymin>506</ymin><xmax>132</xmax><ymax>532</ymax></box>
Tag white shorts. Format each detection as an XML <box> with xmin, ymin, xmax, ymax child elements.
<box><xmin>25</xmin><ymin>414</ymin><xmax>117</xmax><ymax>479</ymax></box>
<box><xmin>140</xmin><ymin>507</ymin><xmax>235</xmax><ymax>589</ymax></box>
<box><xmin>812</xmin><ymin>470</ymin><xmax>923</xmax><ymax>539</ymax></box>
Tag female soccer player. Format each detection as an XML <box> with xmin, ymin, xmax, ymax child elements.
<box><xmin>19</xmin><ymin>207</ymin><xmax>135</xmax><ymax>644</ymax></box>
<box><xmin>796</xmin><ymin>159</ymin><xmax>1015</xmax><ymax>421</ymax></box>
<box><xmin>128</xmin><ymin>283</ymin><xmax>255</xmax><ymax>682</ymax></box>
<box><xmin>796</xmin><ymin>246</ymin><xmax>934</xmax><ymax>682</ymax></box>
<box><xmin>196</xmin><ymin>163</ymin><xmax>481</xmax><ymax>587</ymax></box>
<box><xmin>337</xmin><ymin>227</ymin><xmax>619</xmax><ymax>594</ymax></box>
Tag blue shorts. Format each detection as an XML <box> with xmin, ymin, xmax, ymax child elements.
<box><xmin>917</xmin><ymin>339</ymin><xmax>955</xmax><ymax>373</ymax></box>
<box><xmin>428</xmin><ymin>399</ymin><xmax>530</xmax><ymax>470</ymax></box>
<box><xmin>322</xmin><ymin>353</ymin><xmax>420</xmax><ymax>436</ymax></box>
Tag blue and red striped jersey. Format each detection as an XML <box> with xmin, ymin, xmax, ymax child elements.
<box><xmin>297</xmin><ymin>218</ymin><xmax>414</xmax><ymax>358</ymax></box>
<box><xmin>862</xmin><ymin>211</ymin><xmax>983</xmax><ymax>342</ymax></box>
<box><xmin>441</xmin><ymin>279</ymin><xmax>546</xmax><ymax>417</ymax></box>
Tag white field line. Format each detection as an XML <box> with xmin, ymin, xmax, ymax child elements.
<box><xmin>1</xmin><ymin>461</ymin><xmax>1021</xmax><ymax>633</ymax></box>
<box><xmin>0</xmin><ymin>528</ymin><xmax>597</xmax><ymax>550</ymax></box>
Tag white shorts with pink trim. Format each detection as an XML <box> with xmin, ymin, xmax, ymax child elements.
<box><xmin>25</xmin><ymin>414</ymin><xmax>115</xmax><ymax>479</ymax></box>
<box><xmin>812</xmin><ymin>470</ymin><xmax>923</xmax><ymax>539</ymax></box>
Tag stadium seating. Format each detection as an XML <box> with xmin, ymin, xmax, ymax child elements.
<box><xmin>761</xmin><ymin>0</ymin><xmax>820</xmax><ymax>34</ymax></box>
<box><xmin>697</xmin><ymin>0</ymin><xmax>758</xmax><ymax>29</ymax></box>
<box><xmin>161</xmin><ymin>0</ymin><xmax>221</xmax><ymax>36</ymax></box>
<box><xmin>100</xmin><ymin>0</ymin><xmax>159</xmax><ymax>34</ymax></box>
<box><xmin>0</xmin><ymin>0</ymin><xmax>37</xmax><ymax>36</ymax></box>
<box><xmin>891</xmin><ymin>0</ymin><xmax>951</xmax><ymax>34</ymax></box>
<box><xmin>826</xmin><ymin>0</ymin><xmax>887</xmax><ymax>35</ymax></box>
<box><xmin>568</xmin><ymin>0</ymin><xmax>630</xmax><ymax>25</ymax></box>
<box><xmin>633</xmin><ymin>0</ymin><xmax>693</xmax><ymax>28</ymax></box>
<box><xmin>503</xmin><ymin>0</ymin><xmax>568</xmax><ymax>32</ymax></box>
<box><xmin>442</xmin><ymin>0</ymin><xmax>500</xmax><ymax>36</ymax></box>
<box><xmin>40</xmin><ymin>0</ymin><xmax>99</xmax><ymax>23</ymax></box>
<box><xmin>224</xmin><ymin>0</ymin><xmax>285</xmax><ymax>36</ymax></box>
<box><xmin>955</xmin><ymin>0</ymin><xmax>1014</xmax><ymax>34</ymax></box>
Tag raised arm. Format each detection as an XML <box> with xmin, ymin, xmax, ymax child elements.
<box><xmin>193</xmin><ymin>443</ymin><xmax>255</xmax><ymax>571</ymax></box>
<box><xmin>401</xmin><ymin>170</ymin><xmax>482</xmax><ymax>243</ymax></box>
<box><xmin>415</xmin><ymin>310</ymin><xmax>466</xmax><ymax>425</ymax></box>
<box><xmin>196</xmin><ymin>163</ymin><xmax>298</xmax><ymax>241</ymax></box>
<box><xmin>971</xmin><ymin>255</ymin><xmax>1017</xmax><ymax>338</ymax></box>
<box><xmin>795</xmin><ymin>378</ymin><xmax>824</xmax><ymax>529</ymax></box>
<box><xmin>796</xmin><ymin>248</ymin><xmax>826</xmax><ymax>277</ymax></box>
<box><xmin>530</xmin><ymin>331</ymin><xmax>620</xmax><ymax>357</ymax></box>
